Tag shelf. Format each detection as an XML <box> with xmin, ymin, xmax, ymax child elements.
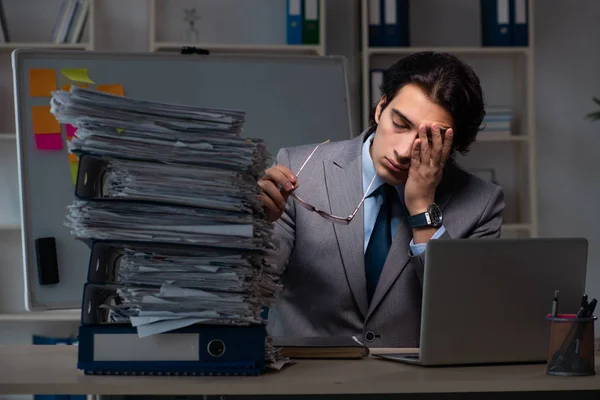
<box><xmin>476</xmin><ymin>133</ymin><xmax>529</xmax><ymax>143</ymax></box>
<box><xmin>0</xmin><ymin>42</ymin><xmax>90</xmax><ymax>51</ymax></box>
<box><xmin>367</xmin><ymin>46</ymin><xmax>531</xmax><ymax>56</ymax></box>
<box><xmin>151</xmin><ymin>42</ymin><xmax>324</xmax><ymax>55</ymax></box>
<box><xmin>0</xmin><ymin>310</ymin><xmax>80</xmax><ymax>322</ymax></box>
<box><xmin>0</xmin><ymin>133</ymin><xmax>16</xmax><ymax>140</ymax></box>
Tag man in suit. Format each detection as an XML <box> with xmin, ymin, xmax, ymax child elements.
<box><xmin>258</xmin><ymin>51</ymin><xmax>505</xmax><ymax>347</ymax></box>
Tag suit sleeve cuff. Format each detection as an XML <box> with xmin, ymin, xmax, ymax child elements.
<box><xmin>409</xmin><ymin>225</ymin><xmax>447</xmax><ymax>256</ymax></box>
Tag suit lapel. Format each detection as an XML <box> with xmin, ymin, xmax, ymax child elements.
<box><xmin>366</xmin><ymin>164</ymin><xmax>458</xmax><ymax>317</ymax></box>
<box><xmin>323</xmin><ymin>136</ymin><xmax>369</xmax><ymax>318</ymax></box>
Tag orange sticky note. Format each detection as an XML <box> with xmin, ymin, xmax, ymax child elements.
<box><xmin>29</xmin><ymin>69</ymin><xmax>57</xmax><ymax>97</ymax></box>
<box><xmin>96</xmin><ymin>84</ymin><xmax>124</xmax><ymax>96</ymax></box>
<box><xmin>62</xmin><ymin>83</ymin><xmax>88</xmax><ymax>91</ymax></box>
<box><xmin>32</xmin><ymin>106</ymin><xmax>60</xmax><ymax>134</ymax></box>
<box><xmin>70</xmin><ymin>162</ymin><xmax>78</xmax><ymax>185</ymax></box>
<box><xmin>68</xmin><ymin>152</ymin><xmax>78</xmax><ymax>163</ymax></box>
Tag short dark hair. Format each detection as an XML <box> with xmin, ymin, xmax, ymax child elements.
<box><xmin>370</xmin><ymin>51</ymin><xmax>485</xmax><ymax>155</ymax></box>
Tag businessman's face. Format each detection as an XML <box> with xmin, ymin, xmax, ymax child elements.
<box><xmin>370</xmin><ymin>83</ymin><xmax>454</xmax><ymax>185</ymax></box>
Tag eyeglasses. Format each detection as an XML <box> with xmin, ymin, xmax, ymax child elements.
<box><xmin>289</xmin><ymin>139</ymin><xmax>377</xmax><ymax>225</ymax></box>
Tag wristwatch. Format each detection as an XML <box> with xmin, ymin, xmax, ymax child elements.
<box><xmin>407</xmin><ymin>203</ymin><xmax>443</xmax><ymax>228</ymax></box>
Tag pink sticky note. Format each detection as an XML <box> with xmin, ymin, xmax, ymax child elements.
<box><xmin>35</xmin><ymin>133</ymin><xmax>63</xmax><ymax>150</ymax></box>
<box><xmin>66</xmin><ymin>124</ymin><xmax>77</xmax><ymax>138</ymax></box>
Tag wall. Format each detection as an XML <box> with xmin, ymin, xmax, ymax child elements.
<box><xmin>534</xmin><ymin>0</ymin><xmax>600</xmax><ymax>303</ymax></box>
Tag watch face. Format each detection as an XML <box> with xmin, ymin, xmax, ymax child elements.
<box><xmin>428</xmin><ymin>203</ymin><xmax>443</xmax><ymax>226</ymax></box>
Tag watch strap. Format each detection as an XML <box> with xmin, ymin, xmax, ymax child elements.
<box><xmin>407</xmin><ymin>212</ymin><xmax>430</xmax><ymax>228</ymax></box>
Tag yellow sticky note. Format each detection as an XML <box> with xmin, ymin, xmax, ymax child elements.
<box><xmin>62</xmin><ymin>83</ymin><xmax>88</xmax><ymax>91</ymax></box>
<box><xmin>32</xmin><ymin>106</ymin><xmax>60</xmax><ymax>134</ymax></box>
<box><xmin>116</xmin><ymin>128</ymin><xmax>124</xmax><ymax>133</ymax></box>
<box><xmin>70</xmin><ymin>162</ymin><xmax>78</xmax><ymax>185</ymax></box>
<box><xmin>96</xmin><ymin>84</ymin><xmax>124</xmax><ymax>96</ymax></box>
<box><xmin>29</xmin><ymin>69</ymin><xmax>57</xmax><ymax>97</ymax></box>
<box><xmin>60</xmin><ymin>68</ymin><xmax>95</xmax><ymax>84</ymax></box>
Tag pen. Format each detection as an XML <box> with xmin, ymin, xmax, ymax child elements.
<box><xmin>585</xmin><ymin>299</ymin><xmax>597</xmax><ymax>318</ymax></box>
<box><xmin>552</xmin><ymin>290</ymin><xmax>559</xmax><ymax>317</ymax></box>
<box><xmin>582</xmin><ymin>294</ymin><xmax>588</xmax><ymax>308</ymax></box>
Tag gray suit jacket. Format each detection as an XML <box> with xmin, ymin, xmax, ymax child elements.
<box><xmin>265</xmin><ymin>130</ymin><xmax>505</xmax><ymax>347</ymax></box>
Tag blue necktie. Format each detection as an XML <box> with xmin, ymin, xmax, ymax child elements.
<box><xmin>364</xmin><ymin>184</ymin><xmax>397</xmax><ymax>304</ymax></box>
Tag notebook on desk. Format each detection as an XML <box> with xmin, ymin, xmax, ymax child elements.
<box><xmin>272</xmin><ymin>336</ymin><xmax>370</xmax><ymax>359</ymax></box>
<box><xmin>375</xmin><ymin>238</ymin><xmax>588</xmax><ymax>367</ymax></box>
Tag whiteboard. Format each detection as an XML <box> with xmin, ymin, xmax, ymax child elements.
<box><xmin>11</xmin><ymin>49</ymin><xmax>353</xmax><ymax>310</ymax></box>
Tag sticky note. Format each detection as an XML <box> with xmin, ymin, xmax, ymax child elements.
<box><xmin>116</xmin><ymin>128</ymin><xmax>124</xmax><ymax>133</ymax></box>
<box><xmin>35</xmin><ymin>133</ymin><xmax>63</xmax><ymax>150</ymax></box>
<box><xmin>29</xmin><ymin>69</ymin><xmax>57</xmax><ymax>97</ymax></box>
<box><xmin>62</xmin><ymin>83</ymin><xmax>88</xmax><ymax>91</ymax></box>
<box><xmin>96</xmin><ymin>84</ymin><xmax>124</xmax><ymax>96</ymax></box>
<box><xmin>32</xmin><ymin>106</ymin><xmax>60</xmax><ymax>134</ymax></box>
<box><xmin>65</xmin><ymin>124</ymin><xmax>77</xmax><ymax>137</ymax></box>
<box><xmin>60</xmin><ymin>68</ymin><xmax>95</xmax><ymax>84</ymax></box>
<box><xmin>70</xmin><ymin>162</ymin><xmax>78</xmax><ymax>185</ymax></box>
<box><xmin>68</xmin><ymin>152</ymin><xmax>78</xmax><ymax>163</ymax></box>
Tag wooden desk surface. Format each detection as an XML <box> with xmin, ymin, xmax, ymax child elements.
<box><xmin>0</xmin><ymin>345</ymin><xmax>599</xmax><ymax>395</ymax></box>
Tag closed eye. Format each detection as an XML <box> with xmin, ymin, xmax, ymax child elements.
<box><xmin>393</xmin><ymin>121</ymin><xmax>408</xmax><ymax>130</ymax></box>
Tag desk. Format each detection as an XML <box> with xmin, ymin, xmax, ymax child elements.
<box><xmin>0</xmin><ymin>345</ymin><xmax>599</xmax><ymax>397</ymax></box>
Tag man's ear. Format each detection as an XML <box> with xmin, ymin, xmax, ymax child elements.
<box><xmin>375</xmin><ymin>96</ymin><xmax>386</xmax><ymax>124</ymax></box>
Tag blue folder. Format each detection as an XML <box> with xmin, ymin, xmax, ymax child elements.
<box><xmin>481</xmin><ymin>0</ymin><xmax>511</xmax><ymax>46</ymax></box>
<box><xmin>511</xmin><ymin>0</ymin><xmax>528</xmax><ymax>46</ymax></box>
<box><xmin>287</xmin><ymin>0</ymin><xmax>303</xmax><ymax>45</ymax></box>
<box><xmin>77</xmin><ymin>324</ymin><xmax>266</xmax><ymax>376</ymax></box>
<box><xmin>382</xmin><ymin>0</ymin><xmax>410</xmax><ymax>47</ymax></box>
<box><xmin>368</xmin><ymin>0</ymin><xmax>383</xmax><ymax>47</ymax></box>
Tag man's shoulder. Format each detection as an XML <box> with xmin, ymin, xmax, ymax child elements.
<box><xmin>445</xmin><ymin>160</ymin><xmax>503</xmax><ymax>202</ymax></box>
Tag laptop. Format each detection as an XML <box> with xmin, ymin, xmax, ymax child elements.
<box><xmin>375</xmin><ymin>237</ymin><xmax>588</xmax><ymax>366</ymax></box>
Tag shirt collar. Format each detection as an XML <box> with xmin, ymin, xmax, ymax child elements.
<box><xmin>362</xmin><ymin>132</ymin><xmax>385</xmax><ymax>197</ymax></box>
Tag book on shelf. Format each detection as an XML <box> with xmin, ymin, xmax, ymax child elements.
<box><xmin>481</xmin><ymin>106</ymin><xmax>513</xmax><ymax>133</ymax></box>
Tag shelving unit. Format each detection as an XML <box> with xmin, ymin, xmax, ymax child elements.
<box><xmin>0</xmin><ymin>42</ymin><xmax>91</xmax><ymax>51</ymax></box>
<box><xmin>147</xmin><ymin>0</ymin><xmax>326</xmax><ymax>55</ymax></box>
<box><xmin>359</xmin><ymin>0</ymin><xmax>537</xmax><ymax>238</ymax></box>
<box><xmin>0</xmin><ymin>0</ymin><xmax>95</xmax><ymax>332</ymax></box>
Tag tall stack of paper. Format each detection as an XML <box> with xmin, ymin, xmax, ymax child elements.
<box><xmin>50</xmin><ymin>86</ymin><xmax>287</xmax><ymax>375</ymax></box>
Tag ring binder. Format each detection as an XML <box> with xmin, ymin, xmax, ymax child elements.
<box><xmin>77</xmin><ymin>324</ymin><xmax>266</xmax><ymax>376</ymax></box>
<box><xmin>49</xmin><ymin>84</ymin><xmax>284</xmax><ymax>375</ymax></box>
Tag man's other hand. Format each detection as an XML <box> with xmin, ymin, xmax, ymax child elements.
<box><xmin>258</xmin><ymin>165</ymin><xmax>298</xmax><ymax>222</ymax></box>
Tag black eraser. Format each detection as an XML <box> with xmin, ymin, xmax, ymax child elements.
<box><xmin>35</xmin><ymin>237</ymin><xmax>60</xmax><ymax>285</ymax></box>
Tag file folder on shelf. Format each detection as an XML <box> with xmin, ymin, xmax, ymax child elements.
<box><xmin>77</xmin><ymin>323</ymin><xmax>266</xmax><ymax>376</ymax></box>
<box><xmin>368</xmin><ymin>0</ymin><xmax>383</xmax><ymax>47</ymax></box>
<box><xmin>511</xmin><ymin>0</ymin><xmax>528</xmax><ymax>46</ymax></box>
<box><xmin>480</xmin><ymin>0</ymin><xmax>511</xmax><ymax>46</ymax></box>
<box><xmin>286</xmin><ymin>0</ymin><xmax>303</xmax><ymax>45</ymax></box>
<box><xmin>382</xmin><ymin>0</ymin><xmax>409</xmax><ymax>47</ymax></box>
<box><xmin>302</xmin><ymin>0</ymin><xmax>319</xmax><ymax>45</ymax></box>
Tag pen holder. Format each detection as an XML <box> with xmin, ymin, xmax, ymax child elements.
<box><xmin>545</xmin><ymin>316</ymin><xmax>597</xmax><ymax>376</ymax></box>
